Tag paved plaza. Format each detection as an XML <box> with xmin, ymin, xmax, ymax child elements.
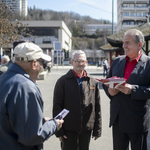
<box><xmin>36</xmin><ymin>65</ymin><xmax>150</xmax><ymax>150</ymax></box>
<box><xmin>36</xmin><ymin>65</ymin><xmax>112</xmax><ymax>150</ymax></box>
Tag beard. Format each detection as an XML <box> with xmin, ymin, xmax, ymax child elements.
<box><xmin>74</xmin><ymin>66</ymin><xmax>85</xmax><ymax>71</ymax></box>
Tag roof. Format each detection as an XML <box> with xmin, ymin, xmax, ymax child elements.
<box><xmin>100</xmin><ymin>43</ymin><xmax>122</xmax><ymax>51</ymax></box>
<box><xmin>107</xmin><ymin>22</ymin><xmax>150</xmax><ymax>42</ymax></box>
<box><xmin>100</xmin><ymin>22</ymin><xmax>150</xmax><ymax>51</ymax></box>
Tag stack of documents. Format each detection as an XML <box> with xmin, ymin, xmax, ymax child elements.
<box><xmin>96</xmin><ymin>76</ymin><xmax>126</xmax><ymax>89</ymax></box>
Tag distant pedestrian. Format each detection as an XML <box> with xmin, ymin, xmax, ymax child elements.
<box><xmin>102</xmin><ymin>57</ymin><xmax>109</xmax><ymax>78</ymax></box>
<box><xmin>47</xmin><ymin>61</ymin><xmax>52</xmax><ymax>73</ymax></box>
<box><xmin>53</xmin><ymin>50</ymin><xmax>101</xmax><ymax>150</ymax></box>
<box><xmin>0</xmin><ymin>40</ymin><xmax>29</xmax><ymax>76</ymax></box>
<box><xmin>1</xmin><ymin>55</ymin><xmax>10</xmax><ymax>64</ymax></box>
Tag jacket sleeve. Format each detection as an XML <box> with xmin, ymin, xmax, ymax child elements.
<box><xmin>102</xmin><ymin>60</ymin><xmax>114</xmax><ymax>99</ymax></box>
<box><xmin>7</xmin><ymin>83</ymin><xmax>58</xmax><ymax>146</ymax></box>
<box><xmin>92</xmin><ymin>81</ymin><xmax>102</xmax><ymax>137</ymax></box>
<box><xmin>53</xmin><ymin>78</ymin><xmax>65</xmax><ymax>137</ymax></box>
<box><xmin>131</xmin><ymin>85</ymin><xmax>150</xmax><ymax>100</ymax></box>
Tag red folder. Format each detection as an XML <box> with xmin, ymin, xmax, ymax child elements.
<box><xmin>96</xmin><ymin>76</ymin><xmax>126</xmax><ymax>89</ymax></box>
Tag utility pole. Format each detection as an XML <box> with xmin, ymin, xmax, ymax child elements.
<box><xmin>112</xmin><ymin>0</ymin><xmax>114</xmax><ymax>34</ymax></box>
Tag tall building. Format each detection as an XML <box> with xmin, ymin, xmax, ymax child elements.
<box><xmin>117</xmin><ymin>0</ymin><xmax>149</xmax><ymax>32</ymax></box>
<box><xmin>2</xmin><ymin>0</ymin><xmax>28</xmax><ymax>17</ymax></box>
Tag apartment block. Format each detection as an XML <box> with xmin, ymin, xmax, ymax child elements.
<box><xmin>2</xmin><ymin>0</ymin><xmax>28</xmax><ymax>17</ymax></box>
<box><xmin>117</xmin><ymin>0</ymin><xmax>149</xmax><ymax>32</ymax></box>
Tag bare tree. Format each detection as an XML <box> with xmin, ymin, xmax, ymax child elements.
<box><xmin>0</xmin><ymin>2</ymin><xmax>30</xmax><ymax>48</ymax></box>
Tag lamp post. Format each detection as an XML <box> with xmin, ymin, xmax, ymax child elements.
<box><xmin>112</xmin><ymin>0</ymin><xmax>114</xmax><ymax>34</ymax></box>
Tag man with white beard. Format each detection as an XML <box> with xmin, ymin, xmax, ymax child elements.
<box><xmin>53</xmin><ymin>50</ymin><xmax>102</xmax><ymax>150</ymax></box>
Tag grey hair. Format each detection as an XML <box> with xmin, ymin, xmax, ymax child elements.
<box><xmin>2</xmin><ymin>55</ymin><xmax>10</xmax><ymax>62</ymax></box>
<box><xmin>124</xmin><ymin>29</ymin><xmax>145</xmax><ymax>47</ymax></box>
<box><xmin>71</xmin><ymin>50</ymin><xmax>86</xmax><ymax>60</ymax></box>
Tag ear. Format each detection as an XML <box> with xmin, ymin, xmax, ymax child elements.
<box><xmin>70</xmin><ymin>60</ymin><xmax>73</xmax><ymax>66</ymax></box>
<box><xmin>31</xmin><ymin>60</ymin><xmax>37</xmax><ymax>70</ymax></box>
<box><xmin>85</xmin><ymin>60</ymin><xmax>88</xmax><ymax>65</ymax></box>
<box><xmin>139</xmin><ymin>42</ymin><xmax>143</xmax><ymax>49</ymax></box>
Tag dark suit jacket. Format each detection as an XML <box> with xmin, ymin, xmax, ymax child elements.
<box><xmin>103</xmin><ymin>53</ymin><xmax>150</xmax><ymax>133</ymax></box>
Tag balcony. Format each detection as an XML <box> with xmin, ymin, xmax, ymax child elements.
<box><xmin>122</xmin><ymin>16</ymin><xmax>136</xmax><ymax>20</ymax></box>
<box><xmin>122</xmin><ymin>0</ymin><xmax>148</xmax><ymax>3</ymax></box>
<box><xmin>122</xmin><ymin>24</ymin><xmax>135</xmax><ymax>30</ymax></box>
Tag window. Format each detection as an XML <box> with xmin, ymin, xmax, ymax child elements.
<box><xmin>136</xmin><ymin>12</ymin><xmax>142</xmax><ymax>16</ymax></box>
<box><xmin>143</xmin><ymin>12</ymin><xmax>147</xmax><ymax>16</ymax></box>
<box><xmin>130</xmin><ymin>12</ymin><xmax>134</xmax><ymax>16</ymax></box>
<box><xmin>122</xmin><ymin>21</ymin><xmax>134</xmax><ymax>25</ymax></box>
<box><xmin>123</xmin><ymin>12</ymin><xmax>129</xmax><ymax>16</ymax></box>
<box><xmin>123</xmin><ymin>4</ymin><xmax>128</xmax><ymax>7</ymax></box>
<box><xmin>136</xmin><ymin>4</ymin><xmax>147</xmax><ymax>7</ymax></box>
<box><xmin>129</xmin><ymin>4</ymin><xmax>134</xmax><ymax>7</ymax></box>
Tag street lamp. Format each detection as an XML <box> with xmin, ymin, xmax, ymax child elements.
<box><xmin>112</xmin><ymin>0</ymin><xmax>114</xmax><ymax>35</ymax></box>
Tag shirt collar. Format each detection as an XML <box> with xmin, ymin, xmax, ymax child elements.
<box><xmin>72</xmin><ymin>70</ymin><xmax>86</xmax><ymax>78</ymax></box>
<box><xmin>125</xmin><ymin>50</ymin><xmax>142</xmax><ymax>62</ymax></box>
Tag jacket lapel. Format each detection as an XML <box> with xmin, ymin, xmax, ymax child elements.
<box><xmin>118</xmin><ymin>58</ymin><xmax>126</xmax><ymax>77</ymax></box>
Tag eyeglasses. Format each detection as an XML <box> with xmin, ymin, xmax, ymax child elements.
<box><xmin>73</xmin><ymin>60</ymin><xmax>86</xmax><ymax>64</ymax></box>
<box><xmin>28</xmin><ymin>59</ymin><xmax>45</xmax><ymax>65</ymax></box>
<box><xmin>37</xmin><ymin>59</ymin><xmax>44</xmax><ymax>65</ymax></box>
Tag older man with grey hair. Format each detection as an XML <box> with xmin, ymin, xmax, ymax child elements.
<box><xmin>1</xmin><ymin>55</ymin><xmax>10</xmax><ymax>65</ymax></box>
<box><xmin>103</xmin><ymin>29</ymin><xmax>150</xmax><ymax>150</ymax></box>
<box><xmin>0</xmin><ymin>42</ymin><xmax>64</xmax><ymax>150</ymax></box>
<box><xmin>53</xmin><ymin>50</ymin><xmax>101</xmax><ymax>150</ymax></box>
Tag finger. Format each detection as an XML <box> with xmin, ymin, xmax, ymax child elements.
<box><xmin>59</xmin><ymin>137</ymin><xmax>63</xmax><ymax>142</ymax></box>
<box><xmin>63</xmin><ymin>135</ymin><xmax>67</xmax><ymax>139</ymax></box>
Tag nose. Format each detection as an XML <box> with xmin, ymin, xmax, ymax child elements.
<box><xmin>123</xmin><ymin>43</ymin><xmax>126</xmax><ymax>49</ymax></box>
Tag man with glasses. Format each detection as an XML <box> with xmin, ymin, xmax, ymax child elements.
<box><xmin>0</xmin><ymin>42</ymin><xmax>64</xmax><ymax>150</ymax></box>
<box><xmin>53</xmin><ymin>50</ymin><xmax>101</xmax><ymax>150</ymax></box>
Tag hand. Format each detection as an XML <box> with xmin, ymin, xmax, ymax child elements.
<box><xmin>59</xmin><ymin>135</ymin><xmax>67</xmax><ymax>142</ymax></box>
<box><xmin>55</xmin><ymin>119</ymin><xmax>64</xmax><ymax>130</ymax></box>
<box><xmin>92</xmin><ymin>136</ymin><xmax>99</xmax><ymax>140</ymax></box>
<box><xmin>44</xmin><ymin>117</ymin><xmax>50</xmax><ymax>121</ymax></box>
<box><xmin>117</xmin><ymin>83</ymin><xmax>132</xmax><ymax>95</ymax></box>
<box><xmin>108</xmin><ymin>88</ymin><xmax>119</xmax><ymax>96</ymax></box>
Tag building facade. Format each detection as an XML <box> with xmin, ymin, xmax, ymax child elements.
<box><xmin>117</xmin><ymin>0</ymin><xmax>149</xmax><ymax>32</ymax></box>
<box><xmin>83</xmin><ymin>24</ymin><xmax>117</xmax><ymax>35</ymax></box>
<box><xmin>2</xmin><ymin>0</ymin><xmax>28</xmax><ymax>17</ymax></box>
<box><xmin>3</xmin><ymin>21</ymin><xmax>72</xmax><ymax>65</ymax></box>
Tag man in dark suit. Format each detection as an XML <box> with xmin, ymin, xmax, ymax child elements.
<box><xmin>103</xmin><ymin>29</ymin><xmax>150</xmax><ymax>150</ymax></box>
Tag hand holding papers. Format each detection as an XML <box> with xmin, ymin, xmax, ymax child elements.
<box><xmin>54</xmin><ymin>109</ymin><xmax>69</xmax><ymax>120</ymax></box>
<box><xmin>96</xmin><ymin>76</ymin><xmax>126</xmax><ymax>89</ymax></box>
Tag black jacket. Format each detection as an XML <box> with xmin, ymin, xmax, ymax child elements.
<box><xmin>103</xmin><ymin>54</ymin><xmax>150</xmax><ymax>133</ymax></box>
<box><xmin>53</xmin><ymin>69</ymin><xmax>101</xmax><ymax>137</ymax></box>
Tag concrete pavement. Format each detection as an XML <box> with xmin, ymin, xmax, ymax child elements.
<box><xmin>36</xmin><ymin>65</ymin><xmax>150</xmax><ymax>150</ymax></box>
<box><xmin>36</xmin><ymin>65</ymin><xmax>113</xmax><ymax>150</ymax></box>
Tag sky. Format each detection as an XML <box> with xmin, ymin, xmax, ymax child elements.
<box><xmin>28</xmin><ymin>0</ymin><xmax>117</xmax><ymax>23</ymax></box>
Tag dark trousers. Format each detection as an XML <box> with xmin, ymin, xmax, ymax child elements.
<box><xmin>103</xmin><ymin>65</ymin><xmax>108</xmax><ymax>76</ymax></box>
<box><xmin>61</xmin><ymin>131</ymin><xmax>92</xmax><ymax>150</ymax></box>
<box><xmin>112</xmin><ymin>118</ymin><xmax>148</xmax><ymax>150</ymax></box>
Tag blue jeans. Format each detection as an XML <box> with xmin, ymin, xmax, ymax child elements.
<box><xmin>103</xmin><ymin>65</ymin><xmax>108</xmax><ymax>76</ymax></box>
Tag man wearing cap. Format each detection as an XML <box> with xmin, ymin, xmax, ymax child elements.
<box><xmin>0</xmin><ymin>42</ymin><xmax>64</xmax><ymax>150</ymax></box>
